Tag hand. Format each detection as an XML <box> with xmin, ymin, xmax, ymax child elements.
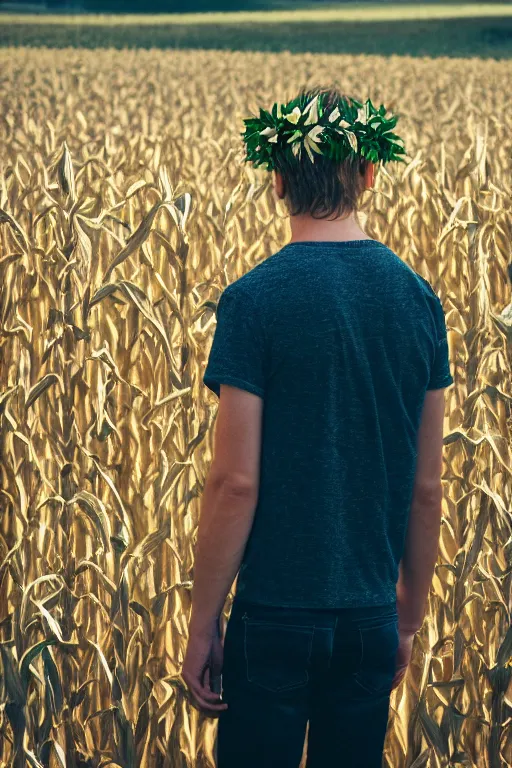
<box><xmin>182</xmin><ymin>619</ymin><xmax>228</xmax><ymax>717</ymax></box>
<box><xmin>391</xmin><ymin>628</ymin><xmax>416</xmax><ymax>690</ymax></box>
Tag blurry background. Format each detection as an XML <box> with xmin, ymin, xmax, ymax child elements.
<box><xmin>0</xmin><ymin>1</ymin><xmax>512</xmax><ymax>56</ymax></box>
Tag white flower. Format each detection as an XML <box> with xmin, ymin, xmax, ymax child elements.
<box><xmin>304</xmin><ymin>133</ymin><xmax>324</xmax><ymax>163</ymax></box>
<box><xmin>304</xmin><ymin>139</ymin><xmax>315</xmax><ymax>163</ymax></box>
<box><xmin>291</xmin><ymin>141</ymin><xmax>302</xmax><ymax>159</ymax></box>
<box><xmin>336</xmin><ymin>129</ymin><xmax>358</xmax><ymax>153</ymax></box>
<box><xmin>268</xmin><ymin>134</ymin><xmax>278</xmax><ymax>143</ymax></box>
<box><xmin>260</xmin><ymin>126</ymin><xmax>278</xmax><ymax>139</ymax></box>
<box><xmin>345</xmin><ymin>130</ymin><xmax>358</xmax><ymax>152</ymax></box>
<box><xmin>339</xmin><ymin>119</ymin><xmax>351</xmax><ymax>129</ymax></box>
<box><xmin>328</xmin><ymin>106</ymin><xmax>340</xmax><ymax>123</ymax></box>
<box><xmin>303</xmin><ymin>94</ymin><xmax>320</xmax><ymax>126</ymax></box>
<box><xmin>287</xmin><ymin>130</ymin><xmax>302</xmax><ymax>144</ymax></box>
<box><xmin>284</xmin><ymin>106</ymin><xmax>302</xmax><ymax>125</ymax></box>
<box><xmin>357</xmin><ymin>103</ymin><xmax>369</xmax><ymax>125</ymax></box>
<box><xmin>307</xmin><ymin>125</ymin><xmax>324</xmax><ymax>143</ymax></box>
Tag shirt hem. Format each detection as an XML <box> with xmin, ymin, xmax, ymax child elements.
<box><xmin>426</xmin><ymin>375</ymin><xmax>454</xmax><ymax>390</ymax></box>
<box><xmin>233</xmin><ymin>593</ymin><xmax>397</xmax><ymax>611</ymax></box>
<box><xmin>203</xmin><ymin>373</ymin><xmax>264</xmax><ymax>399</ymax></box>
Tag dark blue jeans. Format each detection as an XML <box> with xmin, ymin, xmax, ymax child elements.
<box><xmin>216</xmin><ymin>597</ymin><xmax>399</xmax><ymax>768</ymax></box>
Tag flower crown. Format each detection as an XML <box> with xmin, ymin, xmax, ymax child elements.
<box><xmin>241</xmin><ymin>92</ymin><xmax>406</xmax><ymax>170</ymax></box>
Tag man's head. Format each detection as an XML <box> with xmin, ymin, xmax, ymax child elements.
<box><xmin>271</xmin><ymin>86</ymin><xmax>375</xmax><ymax>221</ymax></box>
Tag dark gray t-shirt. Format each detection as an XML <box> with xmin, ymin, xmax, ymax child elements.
<box><xmin>203</xmin><ymin>240</ymin><xmax>453</xmax><ymax>609</ymax></box>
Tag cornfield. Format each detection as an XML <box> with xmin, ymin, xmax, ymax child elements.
<box><xmin>1</xmin><ymin>46</ymin><xmax>512</xmax><ymax>768</ymax></box>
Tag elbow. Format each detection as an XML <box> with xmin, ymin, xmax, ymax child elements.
<box><xmin>410</xmin><ymin>484</ymin><xmax>443</xmax><ymax>525</ymax></box>
<box><xmin>412</xmin><ymin>480</ymin><xmax>443</xmax><ymax>506</ymax></box>
<box><xmin>209</xmin><ymin>471</ymin><xmax>259</xmax><ymax>504</ymax></box>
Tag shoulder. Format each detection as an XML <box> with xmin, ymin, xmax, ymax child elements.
<box><xmin>409</xmin><ymin>271</ymin><xmax>449</xmax><ymax>340</ymax></box>
<box><xmin>413</xmin><ymin>272</ymin><xmax>447</xmax><ymax>318</ymax></box>
<box><xmin>222</xmin><ymin>251</ymin><xmax>282</xmax><ymax>300</ymax></box>
<box><xmin>376</xmin><ymin>244</ymin><xmax>435</xmax><ymax>291</ymax></box>
<box><xmin>380</xmin><ymin>247</ymin><xmax>443</xmax><ymax>307</ymax></box>
<box><xmin>372</xmin><ymin>244</ymin><xmax>442</xmax><ymax>299</ymax></box>
<box><xmin>216</xmin><ymin>261</ymin><xmax>275</xmax><ymax>328</ymax></box>
<box><xmin>414</xmin><ymin>271</ymin><xmax>441</xmax><ymax>300</ymax></box>
<box><xmin>373</xmin><ymin>246</ymin><xmax>447</xmax><ymax>335</ymax></box>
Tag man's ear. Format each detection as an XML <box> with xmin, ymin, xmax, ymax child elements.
<box><xmin>273</xmin><ymin>170</ymin><xmax>286</xmax><ymax>200</ymax></box>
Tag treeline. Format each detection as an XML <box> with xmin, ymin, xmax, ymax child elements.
<box><xmin>9</xmin><ymin>0</ymin><xmax>497</xmax><ymax>10</ymax></box>
<box><xmin>80</xmin><ymin>0</ymin><xmax>376</xmax><ymax>13</ymax></box>
<box><xmin>38</xmin><ymin>0</ymin><xmax>493</xmax><ymax>12</ymax></box>
<box><xmin>37</xmin><ymin>0</ymin><xmax>493</xmax><ymax>12</ymax></box>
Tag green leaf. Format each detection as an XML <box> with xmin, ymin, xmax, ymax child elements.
<box><xmin>24</xmin><ymin>748</ymin><xmax>45</xmax><ymax>768</ymax></box>
<box><xmin>0</xmin><ymin>644</ymin><xmax>24</xmax><ymax>705</ymax></box>
<box><xmin>20</xmin><ymin>640</ymin><xmax>58</xmax><ymax>693</ymax></box>
<box><xmin>25</xmin><ymin>373</ymin><xmax>62</xmax><ymax>411</ymax></box>
<box><xmin>242</xmin><ymin>93</ymin><xmax>404</xmax><ymax>170</ymax></box>
<box><xmin>42</xmin><ymin>647</ymin><xmax>64</xmax><ymax>715</ymax></box>
<box><xmin>496</xmin><ymin>623</ymin><xmax>512</xmax><ymax>667</ymax></box>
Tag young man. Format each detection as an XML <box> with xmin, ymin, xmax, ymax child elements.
<box><xmin>182</xmin><ymin>86</ymin><xmax>453</xmax><ymax>767</ymax></box>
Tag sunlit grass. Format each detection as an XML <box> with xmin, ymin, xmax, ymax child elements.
<box><xmin>3</xmin><ymin>3</ymin><xmax>512</xmax><ymax>25</ymax></box>
<box><xmin>1</xmin><ymin>46</ymin><xmax>512</xmax><ymax>767</ymax></box>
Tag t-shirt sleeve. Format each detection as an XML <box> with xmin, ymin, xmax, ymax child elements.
<box><xmin>203</xmin><ymin>284</ymin><xmax>266</xmax><ymax>399</ymax></box>
<box><xmin>427</xmin><ymin>294</ymin><xmax>454</xmax><ymax>390</ymax></box>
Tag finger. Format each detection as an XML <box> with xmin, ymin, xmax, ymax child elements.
<box><xmin>211</xmin><ymin>674</ymin><xmax>222</xmax><ymax>695</ymax></box>
<box><xmin>204</xmin><ymin>665</ymin><xmax>223</xmax><ymax>697</ymax></box>
<box><xmin>208</xmin><ymin>653</ymin><xmax>223</xmax><ymax>691</ymax></box>
<box><xmin>195</xmin><ymin>680</ymin><xmax>226</xmax><ymax>704</ymax></box>
<box><xmin>185</xmin><ymin>673</ymin><xmax>226</xmax><ymax>704</ymax></box>
<box><xmin>198</xmin><ymin>704</ymin><xmax>226</xmax><ymax>718</ymax></box>
<box><xmin>190</xmin><ymin>696</ymin><xmax>226</xmax><ymax>717</ymax></box>
<box><xmin>211</xmin><ymin>637</ymin><xmax>224</xmax><ymax>668</ymax></box>
<box><xmin>188</xmin><ymin>686</ymin><xmax>228</xmax><ymax>714</ymax></box>
<box><xmin>210</xmin><ymin>656</ymin><xmax>223</xmax><ymax>681</ymax></box>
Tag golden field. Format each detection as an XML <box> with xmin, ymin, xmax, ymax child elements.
<box><xmin>1</xmin><ymin>47</ymin><xmax>512</xmax><ymax>767</ymax></box>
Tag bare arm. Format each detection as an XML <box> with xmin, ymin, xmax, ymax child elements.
<box><xmin>396</xmin><ymin>388</ymin><xmax>446</xmax><ymax>633</ymax></box>
<box><xmin>188</xmin><ymin>384</ymin><xmax>263</xmax><ymax>637</ymax></box>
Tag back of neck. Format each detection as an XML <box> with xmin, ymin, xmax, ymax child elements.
<box><xmin>289</xmin><ymin>211</ymin><xmax>370</xmax><ymax>243</ymax></box>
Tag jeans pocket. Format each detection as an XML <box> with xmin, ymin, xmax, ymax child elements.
<box><xmin>243</xmin><ymin>617</ymin><xmax>314</xmax><ymax>693</ymax></box>
<box><xmin>353</xmin><ymin>616</ymin><xmax>399</xmax><ymax>696</ymax></box>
